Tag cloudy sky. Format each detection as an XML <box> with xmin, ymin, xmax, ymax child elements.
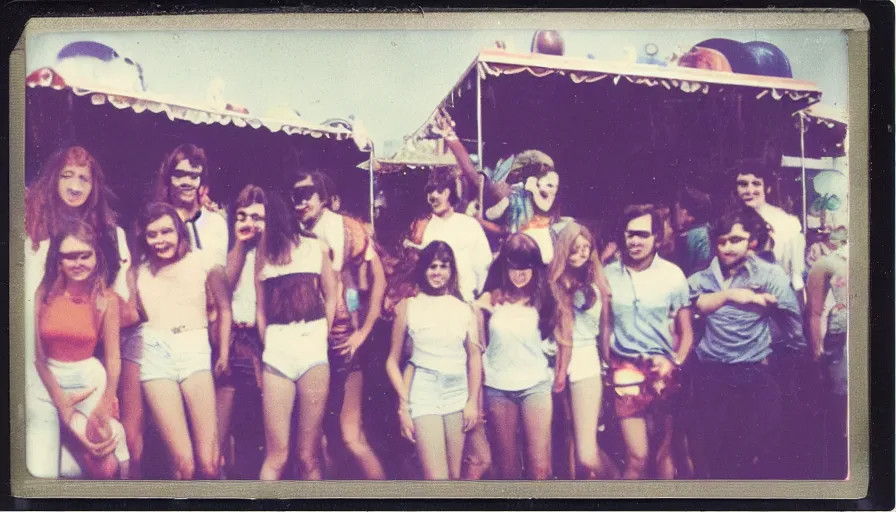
<box><xmin>27</xmin><ymin>28</ymin><xmax>848</xmax><ymax>151</ymax></box>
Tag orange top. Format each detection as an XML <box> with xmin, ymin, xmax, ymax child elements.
<box><xmin>39</xmin><ymin>293</ymin><xmax>99</xmax><ymax>362</ymax></box>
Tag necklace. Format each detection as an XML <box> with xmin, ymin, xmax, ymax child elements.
<box><xmin>64</xmin><ymin>289</ymin><xmax>89</xmax><ymax>304</ymax></box>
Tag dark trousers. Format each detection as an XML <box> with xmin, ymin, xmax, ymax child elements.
<box><xmin>692</xmin><ymin>361</ymin><xmax>783</xmax><ymax>480</ymax></box>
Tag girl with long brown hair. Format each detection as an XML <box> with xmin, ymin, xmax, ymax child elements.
<box><xmin>31</xmin><ymin>220</ymin><xmax>130</xmax><ymax>479</ymax></box>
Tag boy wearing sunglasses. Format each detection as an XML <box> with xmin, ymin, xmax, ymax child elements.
<box><xmin>602</xmin><ymin>204</ymin><xmax>694</xmax><ymax>480</ymax></box>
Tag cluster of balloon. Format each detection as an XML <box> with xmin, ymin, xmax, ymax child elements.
<box><xmin>531</xmin><ymin>30</ymin><xmax>565</xmax><ymax>56</ymax></box>
<box><xmin>677</xmin><ymin>38</ymin><xmax>793</xmax><ymax>78</ymax></box>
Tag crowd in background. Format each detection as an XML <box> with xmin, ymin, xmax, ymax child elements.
<box><xmin>23</xmin><ymin>115</ymin><xmax>849</xmax><ymax>482</ymax></box>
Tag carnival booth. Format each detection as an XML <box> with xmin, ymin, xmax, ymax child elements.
<box><xmin>26</xmin><ymin>64</ymin><xmax>373</xmax><ymax>229</ymax></box>
<box><xmin>401</xmin><ymin>44</ymin><xmax>823</xmax><ymax>238</ymax></box>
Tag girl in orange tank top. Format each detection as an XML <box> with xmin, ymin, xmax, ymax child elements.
<box><xmin>33</xmin><ymin>220</ymin><xmax>128</xmax><ymax>479</ymax></box>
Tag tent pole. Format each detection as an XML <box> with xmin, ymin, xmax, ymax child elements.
<box><xmin>799</xmin><ymin>113</ymin><xmax>808</xmax><ymax>230</ymax></box>
<box><xmin>369</xmin><ymin>143</ymin><xmax>376</xmax><ymax>232</ymax></box>
<box><xmin>476</xmin><ymin>62</ymin><xmax>484</xmax><ymax>219</ymax></box>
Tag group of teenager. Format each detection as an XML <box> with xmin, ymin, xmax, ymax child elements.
<box><xmin>23</xmin><ymin>114</ymin><xmax>849</xmax><ymax>482</ymax></box>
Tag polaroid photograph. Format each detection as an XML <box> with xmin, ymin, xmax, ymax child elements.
<box><xmin>8</xmin><ymin>9</ymin><xmax>872</xmax><ymax>501</ymax></box>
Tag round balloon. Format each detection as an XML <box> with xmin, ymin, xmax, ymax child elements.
<box><xmin>532</xmin><ymin>30</ymin><xmax>565</xmax><ymax>56</ymax></box>
<box><xmin>744</xmin><ymin>41</ymin><xmax>793</xmax><ymax>78</ymax></box>
<box><xmin>692</xmin><ymin>38</ymin><xmax>761</xmax><ymax>75</ymax></box>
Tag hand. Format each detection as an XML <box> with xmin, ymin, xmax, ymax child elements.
<box><xmin>90</xmin><ymin>393</ymin><xmax>118</xmax><ymax>426</ymax></box>
<box><xmin>649</xmin><ymin>355</ymin><xmax>676</xmax><ymax>379</ymax></box>
<box><xmin>398</xmin><ymin>406</ymin><xmax>416</xmax><ymax>443</ymax></box>
<box><xmin>728</xmin><ymin>288</ymin><xmax>778</xmax><ymax>308</ymax></box>
<box><xmin>812</xmin><ymin>348</ymin><xmax>825</xmax><ymax>362</ymax></box>
<box><xmin>333</xmin><ymin>330</ymin><xmax>367</xmax><ymax>359</ymax></box>
<box><xmin>56</xmin><ymin>387</ymin><xmax>97</xmax><ymax>428</ymax></box>
<box><xmin>214</xmin><ymin>356</ymin><xmax>230</xmax><ymax>379</ymax></box>
<box><xmin>524</xmin><ymin>176</ymin><xmax>538</xmax><ymax>194</ymax></box>
<box><xmin>462</xmin><ymin>400</ymin><xmax>479</xmax><ymax>432</ymax></box>
<box><xmin>433</xmin><ymin>109</ymin><xmax>458</xmax><ymax>140</ymax></box>
<box><xmin>493</xmin><ymin>181</ymin><xmax>512</xmax><ymax>199</ymax></box>
<box><xmin>552</xmin><ymin>374</ymin><xmax>568</xmax><ymax>394</ymax></box>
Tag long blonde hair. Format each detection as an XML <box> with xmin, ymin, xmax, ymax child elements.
<box><xmin>549</xmin><ymin>222</ymin><xmax>612</xmax><ymax>343</ymax></box>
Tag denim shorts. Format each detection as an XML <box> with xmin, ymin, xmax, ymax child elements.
<box><xmin>484</xmin><ymin>379</ymin><xmax>552</xmax><ymax>405</ymax></box>
<box><xmin>409</xmin><ymin>366</ymin><xmax>469</xmax><ymax>420</ymax></box>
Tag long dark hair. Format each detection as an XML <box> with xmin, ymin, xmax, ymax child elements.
<box><xmin>482</xmin><ymin>232</ymin><xmax>556</xmax><ymax>340</ymax></box>
<box><xmin>39</xmin><ymin>219</ymin><xmax>108</xmax><ymax>310</ymax></box>
<box><xmin>152</xmin><ymin>144</ymin><xmax>209</xmax><ymax>205</ymax></box>
<box><xmin>135</xmin><ymin>202</ymin><xmax>191</xmax><ymax>273</ymax></box>
<box><xmin>258</xmin><ymin>190</ymin><xmax>301</xmax><ymax>266</ymax></box>
<box><xmin>414</xmin><ymin>241</ymin><xmax>462</xmax><ymax>299</ymax></box>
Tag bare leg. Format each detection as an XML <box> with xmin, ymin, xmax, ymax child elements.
<box><xmin>142</xmin><ymin>380</ymin><xmax>195</xmax><ymax>480</ymax></box>
<box><xmin>339</xmin><ymin>371</ymin><xmax>387</xmax><ymax>479</ymax></box>
<box><xmin>118</xmin><ymin>360</ymin><xmax>144</xmax><ymax>479</ymax></box>
<box><xmin>443</xmin><ymin>412</ymin><xmax>466</xmax><ymax>480</ymax></box>
<box><xmin>259</xmin><ymin>369</ymin><xmax>297</xmax><ymax>480</ymax></box>
<box><xmin>215</xmin><ymin>386</ymin><xmax>236</xmax><ymax>475</ymax></box>
<box><xmin>486</xmin><ymin>392</ymin><xmax>521</xmax><ymax>480</ymax></box>
<box><xmin>413</xmin><ymin>415</ymin><xmax>450</xmax><ymax>480</ymax></box>
<box><xmin>520</xmin><ymin>391</ymin><xmax>553</xmax><ymax>480</ymax></box>
<box><xmin>619</xmin><ymin>416</ymin><xmax>649</xmax><ymax>480</ymax></box>
<box><xmin>180</xmin><ymin>371</ymin><xmax>220</xmax><ymax>479</ymax></box>
<box><xmin>655</xmin><ymin>413</ymin><xmax>676</xmax><ymax>480</ymax></box>
<box><xmin>295</xmin><ymin>364</ymin><xmax>330</xmax><ymax>480</ymax></box>
<box><xmin>570</xmin><ymin>375</ymin><xmax>603</xmax><ymax>479</ymax></box>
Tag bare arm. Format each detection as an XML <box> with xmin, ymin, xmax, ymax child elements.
<box><xmin>320</xmin><ymin>247</ymin><xmax>338</xmax><ymax>331</ymax></box>
<box><xmin>255</xmin><ymin>252</ymin><xmax>267</xmax><ymax>345</ymax></box>
<box><xmin>225</xmin><ymin>241</ymin><xmax>248</xmax><ymax>288</ymax></box>
<box><xmin>386</xmin><ymin>299</ymin><xmax>410</xmax><ymax>404</ymax></box>
<box><xmin>99</xmin><ymin>293</ymin><xmax>122</xmax><ymax>413</ymax></box>
<box><xmin>673</xmin><ymin>307</ymin><xmax>694</xmax><ymax>366</ymax></box>
<box><xmin>119</xmin><ymin>265</ymin><xmax>142</xmax><ymax>327</ymax></box>
<box><xmin>599</xmin><ymin>291</ymin><xmax>613</xmax><ymax>363</ymax></box>
<box><xmin>358</xmin><ymin>251</ymin><xmax>386</xmax><ymax>339</ymax></box>
<box><xmin>465</xmin><ymin>307</ymin><xmax>483</xmax><ymax>407</ymax></box>
<box><xmin>207</xmin><ymin>266</ymin><xmax>233</xmax><ymax>368</ymax></box>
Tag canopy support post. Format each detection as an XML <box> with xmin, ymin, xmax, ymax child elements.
<box><xmin>369</xmin><ymin>143</ymin><xmax>376</xmax><ymax>231</ymax></box>
<box><xmin>799</xmin><ymin>114</ymin><xmax>808</xmax><ymax>230</ymax></box>
<box><xmin>476</xmin><ymin>63</ymin><xmax>484</xmax><ymax>218</ymax></box>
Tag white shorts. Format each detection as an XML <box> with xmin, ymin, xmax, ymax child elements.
<box><xmin>568</xmin><ymin>344</ymin><xmax>602</xmax><ymax>383</ymax></box>
<box><xmin>120</xmin><ymin>324</ymin><xmax>144</xmax><ymax>364</ymax></box>
<box><xmin>28</xmin><ymin>357</ymin><xmax>130</xmax><ymax>478</ymax></box>
<box><xmin>408</xmin><ymin>366</ymin><xmax>469</xmax><ymax>420</ymax></box>
<box><xmin>140</xmin><ymin>327</ymin><xmax>212</xmax><ymax>383</ymax></box>
<box><xmin>262</xmin><ymin>319</ymin><xmax>329</xmax><ymax>382</ymax></box>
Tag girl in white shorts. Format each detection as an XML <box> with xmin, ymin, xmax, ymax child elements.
<box><xmin>549</xmin><ymin>221</ymin><xmax>619</xmax><ymax>480</ymax></box>
<box><xmin>135</xmin><ymin>202</ymin><xmax>232</xmax><ymax>480</ymax></box>
<box><xmin>32</xmin><ymin>220</ymin><xmax>130</xmax><ymax>479</ymax></box>
<box><xmin>386</xmin><ymin>241</ymin><xmax>483</xmax><ymax>480</ymax></box>
<box><xmin>255</xmin><ymin>191</ymin><xmax>337</xmax><ymax>481</ymax></box>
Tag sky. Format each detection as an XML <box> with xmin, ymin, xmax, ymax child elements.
<box><xmin>27</xmin><ymin>28</ymin><xmax>848</xmax><ymax>153</ymax></box>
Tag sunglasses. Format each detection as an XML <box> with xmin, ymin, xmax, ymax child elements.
<box><xmin>236</xmin><ymin>212</ymin><xmax>266</xmax><ymax>223</ymax></box>
<box><xmin>170</xmin><ymin>169</ymin><xmax>203</xmax><ymax>181</ymax></box>
<box><xmin>506</xmin><ymin>260</ymin><xmax>535</xmax><ymax>270</ymax></box>
<box><xmin>424</xmin><ymin>185</ymin><xmax>448</xmax><ymax>196</ymax></box>
<box><xmin>624</xmin><ymin>230</ymin><xmax>654</xmax><ymax>240</ymax></box>
<box><xmin>292</xmin><ymin>185</ymin><xmax>320</xmax><ymax>205</ymax></box>
<box><xmin>60</xmin><ymin>250</ymin><xmax>94</xmax><ymax>261</ymax></box>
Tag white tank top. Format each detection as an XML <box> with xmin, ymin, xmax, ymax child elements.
<box><xmin>407</xmin><ymin>294</ymin><xmax>471</xmax><ymax>375</ymax></box>
<box><xmin>483</xmin><ymin>302</ymin><xmax>552</xmax><ymax>391</ymax></box>
<box><xmin>259</xmin><ymin>236</ymin><xmax>323</xmax><ymax>280</ymax></box>
<box><xmin>231</xmin><ymin>248</ymin><xmax>257</xmax><ymax>325</ymax></box>
<box><xmin>571</xmin><ymin>285</ymin><xmax>602</xmax><ymax>348</ymax></box>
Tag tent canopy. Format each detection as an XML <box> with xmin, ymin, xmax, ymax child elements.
<box><xmin>407</xmin><ymin>48</ymin><xmax>824</xmax><ymax>227</ymax></box>
<box><xmin>26</xmin><ymin>67</ymin><xmax>373</xmax><ymax>225</ymax></box>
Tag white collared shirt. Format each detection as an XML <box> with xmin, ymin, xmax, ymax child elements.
<box><xmin>756</xmin><ymin>203</ymin><xmax>806</xmax><ymax>292</ymax></box>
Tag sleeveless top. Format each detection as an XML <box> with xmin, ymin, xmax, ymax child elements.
<box><xmin>407</xmin><ymin>294</ymin><xmax>471</xmax><ymax>375</ymax></box>
<box><xmin>571</xmin><ymin>284</ymin><xmax>602</xmax><ymax>348</ymax></box>
<box><xmin>483</xmin><ymin>302</ymin><xmax>552</xmax><ymax>391</ymax></box>
<box><xmin>259</xmin><ymin>236</ymin><xmax>326</xmax><ymax>324</ymax></box>
<box><xmin>231</xmin><ymin>248</ymin><xmax>257</xmax><ymax>326</ymax></box>
<box><xmin>39</xmin><ymin>293</ymin><xmax>100</xmax><ymax>362</ymax></box>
